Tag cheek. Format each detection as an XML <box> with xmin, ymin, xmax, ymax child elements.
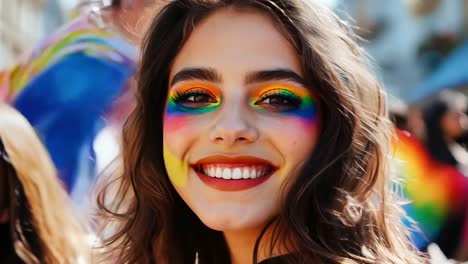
<box><xmin>284</xmin><ymin>118</ymin><xmax>319</xmax><ymax>151</ymax></box>
<box><xmin>164</xmin><ymin>100</ymin><xmax>194</xmax><ymax>132</ymax></box>
<box><xmin>163</xmin><ymin>111</ymin><xmax>208</xmax><ymax>187</ymax></box>
<box><xmin>163</xmin><ymin>144</ymin><xmax>190</xmax><ymax>187</ymax></box>
<box><xmin>164</xmin><ymin>114</ymin><xmax>191</xmax><ymax>132</ymax></box>
<box><xmin>267</xmin><ymin>115</ymin><xmax>319</xmax><ymax>172</ymax></box>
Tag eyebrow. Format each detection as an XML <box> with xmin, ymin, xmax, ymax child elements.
<box><xmin>245</xmin><ymin>69</ymin><xmax>305</xmax><ymax>86</ymax></box>
<box><xmin>170</xmin><ymin>67</ymin><xmax>222</xmax><ymax>87</ymax></box>
<box><xmin>170</xmin><ymin>67</ymin><xmax>305</xmax><ymax>87</ymax></box>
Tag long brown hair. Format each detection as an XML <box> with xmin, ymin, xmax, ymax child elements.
<box><xmin>98</xmin><ymin>1</ymin><xmax>426</xmax><ymax>263</ymax></box>
<box><xmin>0</xmin><ymin>103</ymin><xmax>90</xmax><ymax>264</ymax></box>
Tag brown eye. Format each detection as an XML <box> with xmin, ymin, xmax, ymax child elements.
<box><xmin>171</xmin><ymin>88</ymin><xmax>218</xmax><ymax>108</ymax></box>
<box><xmin>259</xmin><ymin>97</ymin><xmax>292</xmax><ymax>105</ymax></box>
<box><xmin>254</xmin><ymin>89</ymin><xmax>302</xmax><ymax>112</ymax></box>
<box><xmin>185</xmin><ymin>94</ymin><xmax>216</xmax><ymax>104</ymax></box>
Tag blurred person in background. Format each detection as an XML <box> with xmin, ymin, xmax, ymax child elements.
<box><xmin>422</xmin><ymin>90</ymin><xmax>468</xmax><ymax>259</ymax></box>
<box><xmin>388</xmin><ymin>93</ymin><xmax>468</xmax><ymax>262</ymax></box>
<box><xmin>0</xmin><ymin>103</ymin><xmax>89</xmax><ymax>264</ymax></box>
<box><xmin>0</xmin><ymin>0</ymin><xmax>155</xmax><ymax>204</ymax></box>
<box><xmin>423</xmin><ymin>91</ymin><xmax>468</xmax><ymax>177</ymax></box>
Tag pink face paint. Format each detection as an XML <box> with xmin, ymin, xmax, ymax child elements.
<box><xmin>163</xmin><ymin>85</ymin><xmax>222</xmax><ymax>186</ymax></box>
<box><xmin>164</xmin><ymin>84</ymin><xmax>221</xmax><ymax>132</ymax></box>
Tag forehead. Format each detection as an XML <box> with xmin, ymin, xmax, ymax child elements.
<box><xmin>170</xmin><ymin>8</ymin><xmax>302</xmax><ymax>79</ymax></box>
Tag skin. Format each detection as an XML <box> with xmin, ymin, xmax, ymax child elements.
<box><xmin>163</xmin><ymin>9</ymin><xmax>319</xmax><ymax>264</ymax></box>
<box><xmin>441</xmin><ymin>109</ymin><xmax>468</xmax><ymax>140</ymax></box>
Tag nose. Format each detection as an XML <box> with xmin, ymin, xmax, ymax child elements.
<box><xmin>209</xmin><ymin>105</ymin><xmax>258</xmax><ymax>146</ymax></box>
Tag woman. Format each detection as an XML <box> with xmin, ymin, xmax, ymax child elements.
<box><xmin>0</xmin><ymin>103</ymin><xmax>89</xmax><ymax>263</ymax></box>
<box><xmin>422</xmin><ymin>91</ymin><xmax>468</xmax><ymax>259</ymax></box>
<box><xmin>98</xmin><ymin>0</ymin><xmax>426</xmax><ymax>263</ymax></box>
<box><xmin>423</xmin><ymin>91</ymin><xmax>468</xmax><ymax>174</ymax></box>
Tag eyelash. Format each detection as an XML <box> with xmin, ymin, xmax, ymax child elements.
<box><xmin>170</xmin><ymin>88</ymin><xmax>303</xmax><ymax>111</ymax></box>
<box><xmin>171</xmin><ymin>88</ymin><xmax>218</xmax><ymax>106</ymax></box>
<box><xmin>254</xmin><ymin>89</ymin><xmax>302</xmax><ymax>110</ymax></box>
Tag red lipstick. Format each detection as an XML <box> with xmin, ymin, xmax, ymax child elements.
<box><xmin>192</xmin><ymin>155</ymin><xmax>276</xmax><ymax>192</ymax></box>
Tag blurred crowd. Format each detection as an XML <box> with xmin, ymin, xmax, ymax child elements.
<box><xmin>0</xmin><ymin>0</ymin><xmax>468</xmax><ymax>263</ymax></box>
<box><xmin>390</xmin><ymin>90</ymin><xmax>468</xmax><ymax>262</ymax></box>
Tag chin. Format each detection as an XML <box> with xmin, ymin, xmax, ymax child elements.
<box><xmin>193</xmin><ymin>206</ymin><xmax>276</xmax><ymax>232</ymax></box>
<box><xmin>200</xmin><ymin>217</ymin><xmax>243</xmax><ymax>232</ymax></box>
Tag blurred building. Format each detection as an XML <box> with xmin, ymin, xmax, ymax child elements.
<box><xmin>338</xmin><ymin>0</ymin><xmax>467</xmax><ymax>101</ymax></box>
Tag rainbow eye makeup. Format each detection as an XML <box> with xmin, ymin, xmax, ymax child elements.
<box><xmin>167</xmin><ymin>85</ymin><xmax>221</xmax><ymax>115</ymax></box>
<box><xmin>250</xmin><ymin>84</ymin><xmax>317</xmax><ymax>120</ymax></box>
<box><xmin>254</xmin><ymin>89</ymin><xmax>302</xmax><ymax>111</ymax></box>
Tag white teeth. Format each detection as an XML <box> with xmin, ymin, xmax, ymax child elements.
<box><xmin>199</xmin><ymin>165</ymin><xmax>272</xmax><ymax>179</ymax></box>
<box><xmin>256</xmin><ymin>167</ymin><xmax>264</xmax><ymax>177</ymax></box>
<box><xmin>216</xmin><ymin>168</ymin><xmax>223</xmax><ymax>178</ymax></box>
<box><xmin>232</xmin><ymin>168</ymin><xmax>242</xmax><ymax>179</ymax></box>
<box><xmin>222</xmin><ymin>169</ymin><xmax>231</xmax><ymax>179</ymax></box>
<box><xmin>250</xmin><ymin>169</ymin><xmax>257</xmax><ymax>179</ymax></box>
<box><xmin>242</xmin><ymin>168</ymin><xmax>250</xmax><ymax>179</ymax></box>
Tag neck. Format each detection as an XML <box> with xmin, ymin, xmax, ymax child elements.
<box><xmin>223</xmin><ymin>221</ymin><xmax>289</xmax><ymax>264</ymax></box>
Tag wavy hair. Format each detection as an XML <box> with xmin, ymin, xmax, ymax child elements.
<box><xmin>98</xmin><ymin>1</ymin><xmax>426</xmax><ymax>263</ymax></box>
<box><xmin>0</xmin><ymin>103</ymin><xmax>90</xmax><ymax>264</ymax></box>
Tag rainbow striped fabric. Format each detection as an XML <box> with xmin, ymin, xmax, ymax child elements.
<box><xmin>392</xmin><ymin>130</ymin><xmax>468</xmax><ymax>249</ymax></box>
<box><xmin>0</xmin><ymin>15</ymin><xmax>137</xmax><ymax>191</ymax></box>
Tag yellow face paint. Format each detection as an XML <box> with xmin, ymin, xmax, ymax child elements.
<box><xmin>163</xmin><ymin>144</ymin><xmax>190</xmax><ymax>187</ymax></box>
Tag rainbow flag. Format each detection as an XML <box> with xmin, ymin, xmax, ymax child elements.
<box><xmin>392</xmin><ymin>130</ymin><xmax>468</xmax><ymax>249</ymax></box>
<box><xmin>0</xmin><ymin>16</ymin><xmax>137</xmax><ymax>192</ymax></box>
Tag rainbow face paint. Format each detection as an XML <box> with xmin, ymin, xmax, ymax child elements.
<box><xmin>163</xmin><ymin>85</ymin><xmax>221</xmax><ymax>186</ymax></box>
<box><xmin>166</xmin><ymin>85</ymin><xmax>221</xmax><ymax>115</ymax></box>
<box><xmin>392</xmin><ymin>130</ymin><xmax>468</xmax><ymax>249</ymax></box>
<box><xmin>163</xmin><ymin>144</ymin><xmax>190</xmax><ymax>187</ymax></box>
<box><xmin>250</xmin><ymin>84</ymin><xmax>317</xmax><ymax>121</ymax></box>
<box><xmin>164</xmin><ymin>85</ymin><xmax>221</xmax><ymax>132</ymax></box>
<box><xmin>163</xmin><ymin>83</ymin><xmax>319</xmax><ymax>187</ymax></box>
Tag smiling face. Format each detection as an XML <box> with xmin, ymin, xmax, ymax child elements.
<box><xmin>163</xmin><ymin>9</ymin><xmax>319</xmax><ymax>232</ymax></box>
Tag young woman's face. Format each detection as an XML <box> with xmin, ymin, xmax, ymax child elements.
<box><xmin>441</xmin><ymin>108</ymin><xmax>468</xmax><ymax>140</ymax></box>
<box><xmin>163</xmin><ymin>9</ymin><xmax>319</xmax><ymax>232</ymax></box>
